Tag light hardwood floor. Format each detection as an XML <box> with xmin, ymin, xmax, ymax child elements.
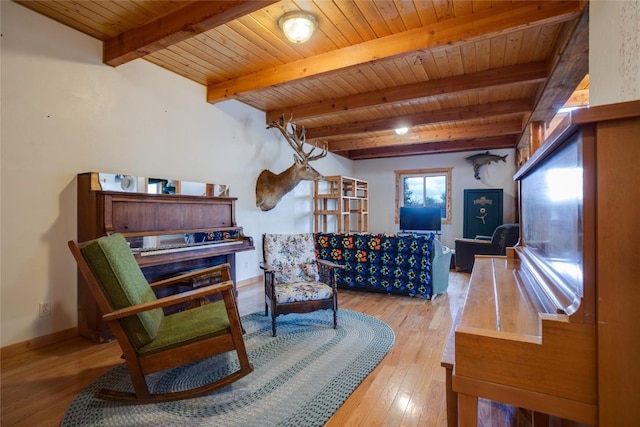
<box><xmin>1</xmin><ymin>271</ymin><xmax>518</xmax><ymax>427</ymax></box>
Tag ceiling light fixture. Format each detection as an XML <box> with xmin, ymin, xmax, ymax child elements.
<box><xmin>278</xmin><ymin>11</ymin><xmax>317</xmax><ymax>44</ymax></box>
<box><xmin>395</xmin><ymin>127</ymin><xmax>409</xmax><ymax>135</ymax></box>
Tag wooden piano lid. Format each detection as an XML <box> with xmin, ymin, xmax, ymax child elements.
<box><xmin>457</xmin><ymin>255</ymin><xmax>542</xmax><ymax>342</ymax></box>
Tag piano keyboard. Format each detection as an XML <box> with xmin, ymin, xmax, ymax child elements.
<box><xmin>132</xmin><ymin>240</ymin><xmax>243</xmax><ymax>257</ymax></box>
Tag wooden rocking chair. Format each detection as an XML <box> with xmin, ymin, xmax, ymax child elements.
<box><xmin>68</xmin><ymin>233</ymin><xmax>253</xmax><ymax>403</ymax></box>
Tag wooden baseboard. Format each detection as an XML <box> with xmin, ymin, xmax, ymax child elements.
<box><xmin>237</xmin><ymin>275</ymin><xmax>263</xmax><ymax>289</ymax></box>
<box><xmin>1</xmin><ymin>276</ymin><xmax>263</xmax><ymax>358</ymax></box>
<box><xmin>1</xmin><ymin>327</ymin><xmax>78</xmax><ymax>359</ymax></box>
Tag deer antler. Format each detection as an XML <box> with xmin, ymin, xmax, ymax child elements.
<box><xmin>267</xmin><ymin>115</ymin><xmax>327</xmax><ymax>162</ymax></box>
<box><xmin>257</xmin><ymin>115</ymin><xmax>327</xmax><ymax>211</ymax></box>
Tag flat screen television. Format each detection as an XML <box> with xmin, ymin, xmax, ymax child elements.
<box><xmin>399</xmin><ymin>206</ymin><xmax>442</xmax><ymax>232</ymax></box>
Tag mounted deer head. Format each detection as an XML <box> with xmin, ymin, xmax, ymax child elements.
<box><xmin>256</xmin><ymin>115</ymin><xmax>327</xmax><ymax>211</ymax></box>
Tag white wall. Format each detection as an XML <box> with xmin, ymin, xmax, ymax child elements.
<box><xmin>0</xmin><ymin>2</ymin><xmax>352</xmax><ymax>347</ymax></box>
<box><xmin>353</xmin><ymin>149</ymin><xmax>517</xmax><ymax>249</ymax></box>
<box><xmin>590</xmin><ymin>0</ymin><xmax>640</xmax><ymax>106</ymax></box>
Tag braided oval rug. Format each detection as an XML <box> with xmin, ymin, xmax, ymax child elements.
<box><xmin>62</xmin><ymin>309</ymin><xmax>395</xmax><ymax>426</ymax></box>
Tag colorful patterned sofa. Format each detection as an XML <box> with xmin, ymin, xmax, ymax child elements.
<box><xmin>314</xmin><ymin>232</ymin><xmax>452</xmax><ymax>299</ymax></box>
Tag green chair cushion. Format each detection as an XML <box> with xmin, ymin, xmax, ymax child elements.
<box><xmin>81</xmin><ymin>233</ymin><xmax>164</xmax><ymax>349</ymax></box>
<box><xmin>138</xmin><ymin>300</ymin><xmax>230</xmax><ymax>355</ymax></box>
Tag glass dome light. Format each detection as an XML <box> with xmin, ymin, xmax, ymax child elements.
<box><xmin>278</xmin><ymin>11</ymin><xmax>317</xmax><ymax>44</ymax></box>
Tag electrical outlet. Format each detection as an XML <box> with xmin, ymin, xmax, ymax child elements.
<box><xmin>39</xmin><ymin>301</ymin><xmax>51</xmax><ymax>317</ymax></box>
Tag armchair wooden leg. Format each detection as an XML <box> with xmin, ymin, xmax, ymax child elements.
<box><xmin>269</xmin><ymin>305</ymin><xmax>277</xmax><ymax>337</ymax></box>
<box><xmin>271</xmin><ymin>314</ymin><xmax>277</xmax><ymax>337</ymax></box>
<box><xmin>332</xmin><ymin>293</ymin><xmax>338</xmax><ymax>329</ymax></box>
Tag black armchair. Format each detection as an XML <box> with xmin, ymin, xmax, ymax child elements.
<box><xmin>454</xmin><ymin>223</ymin><xmax>520</xmax><ymax>272</ymax></box>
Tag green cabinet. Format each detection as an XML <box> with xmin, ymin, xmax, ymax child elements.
<box><xmin>463</xmin><ymin>189</ymin><xmax>503</xmax><ymax>238</ymax></box>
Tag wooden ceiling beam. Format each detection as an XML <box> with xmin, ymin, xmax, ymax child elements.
<box><xmin>329</xmin><ymin>119</ymin><xmax>524</xmax><ymax>152</ymax></box>
<box><xmin>564</xmin><ymin>89</ymin><xmax>589</xmax><ymax>108</ymax></box>
<box><xmin>103</xmin><ymin>1</ymin><xmax>278</xmax><ymax>67</ymax></box>
<box><xmin>271</xmin><ymin>62</ymin><xmax>545</xmax><ymax>123</ymax></box>
<box><xmin>305</xmin><ymin>99</ymin><xmax>532</xmax><ymax>140</ymax></box>
<box><xmin>345</xmin><ymin>137</ymin><xmax>518</xmax><ymax>160</ymax></box>
<box><xmin>516</xmin><ymin>6</ymin><xmax>589</xmax><ymax>149</ymax></box>
<box><xmin>206</xmin><ymin>1</ymin><xmax>583</xmax><ymax>104</ymax></box>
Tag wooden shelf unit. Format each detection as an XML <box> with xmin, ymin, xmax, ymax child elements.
<box><xmin>314</xmin><ymin>175</ymin><xmax>368</xmax><ymax>233</ymax></box>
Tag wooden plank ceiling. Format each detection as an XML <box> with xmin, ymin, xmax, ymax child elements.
<box><xmin>16</xmin><ymin>0</ymin><xmax>589</xmax><ymax>160</ymax></box>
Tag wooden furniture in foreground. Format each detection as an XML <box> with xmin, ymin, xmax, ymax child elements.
<box><xmin>448</xmin><ymin>100</ymin><xmax>640</xmax><ymax>426</ymax></box>
<box><xmin>441</xmin><ymin>310</ymin><xmax>460</xmax><ymax>427</ymax></box>
<box><xmin>77</xmin><ymin>172</ymin><xmax>254</xmax><ymax>342</ymax></box>
<box><xmin>68</xmin><ymin>234</ymin><xmax>253</xmax><ymax>403</ymax></box>
<box><xmin>314</xmin><ymin>175</ymin><xmax>368</xmax><ymax>233</ymax></box>
<box><xmin>260</xmin><ymin>233</ymin><xmax>343</xmax><ymax>337</ymax></box>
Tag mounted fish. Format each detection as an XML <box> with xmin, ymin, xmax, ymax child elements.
<box><xmin>465</xmin><ymin>151</ymin><xmax>508</xmax><ymax>180</ymax></box>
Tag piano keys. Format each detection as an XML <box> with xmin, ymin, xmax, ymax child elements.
<box><xmin>448</xmin><ymin>100</ymin><xmax>640</xmax><ymax>426</ymax></box>
<box><xmin>133</xmin><ymin>239</ymin><xmax>244</xmax><ymax>256</ymax></box>
<box><xmin>76</xmin><ymin>172</ymin><xmax>255</xmax><ymax>342</ymax></box>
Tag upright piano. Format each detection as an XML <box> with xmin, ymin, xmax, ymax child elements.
<box><xmin>77</xmin><ymin>172</ymin><xmax>255</xmax><ymax>342</ymax></box>
<box><xmin>449</xmin><ymin>100</ymin><xmax>640</xmax><ymax>426</ymax></box>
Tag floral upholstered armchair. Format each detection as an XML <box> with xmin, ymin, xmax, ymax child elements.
<box><xmin>260</xmin><ymin>233</ymin><xmax>343</xmax><ymax>337</ymax></box>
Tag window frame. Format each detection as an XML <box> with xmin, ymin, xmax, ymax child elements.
<box><xmin>394</xmin><ymin>167</ymin><xmax>452</xmax><ymax>225</ymax></box>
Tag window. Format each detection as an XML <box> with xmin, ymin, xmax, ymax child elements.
<box><xmin>395</xmin><ymin>168</ymin><xmax>452</xmax><ymax>224</ymax></box>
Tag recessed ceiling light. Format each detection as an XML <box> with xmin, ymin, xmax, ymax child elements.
<box><xmin>395</xmin><ymin>127</ymin><xmax>409</xmax><ymax>135</ymax></box>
